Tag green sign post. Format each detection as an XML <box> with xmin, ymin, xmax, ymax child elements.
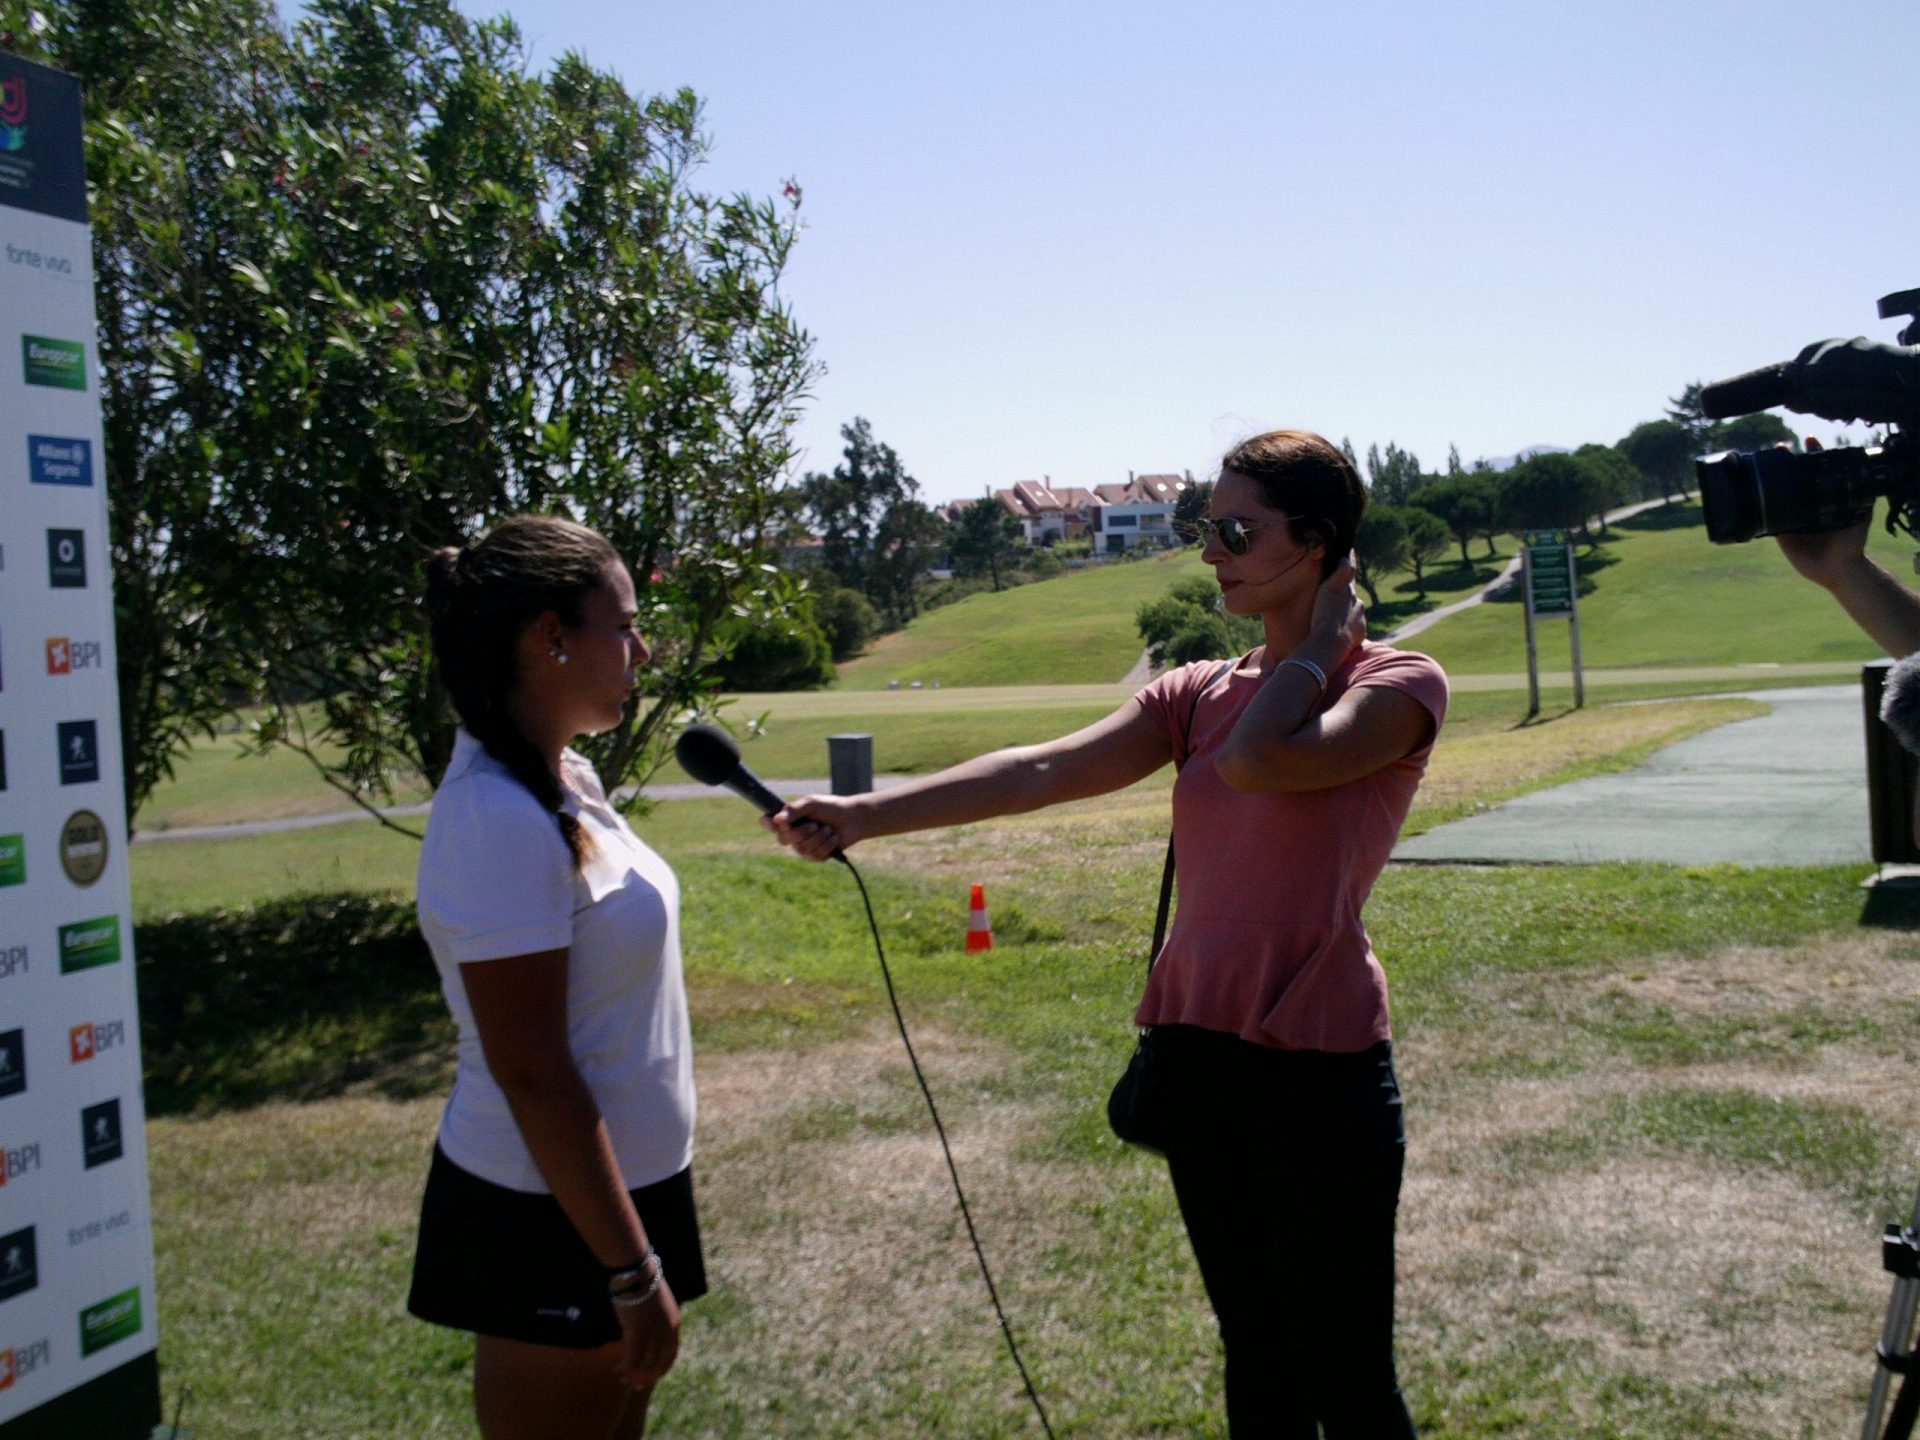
<box><xmin>1522</xmin><ymin>529</ymin><xmax>1584</xmax><ymax>716</ymax></box>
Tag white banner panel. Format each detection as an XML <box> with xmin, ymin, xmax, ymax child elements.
<box><xmin>0</xmin><ymin>51</ymin><xmax>163</xmax><ymax>1440</ymax></box>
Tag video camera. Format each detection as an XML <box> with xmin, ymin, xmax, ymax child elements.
<box><xmin>1696</xmin><ymin>287</ymin><xmax>1920</xmax><ymax>545</ymax></box>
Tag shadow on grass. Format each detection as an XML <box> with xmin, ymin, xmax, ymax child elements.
<box><xmin>137</xmin><ymin>892</ymin><xmax>452</xmax><ymax>1116</ymax></box>
<box><xmin>1857</xmin><ymin>881</ymin><xmax>1920</xmax><ymax>931</ymax></box>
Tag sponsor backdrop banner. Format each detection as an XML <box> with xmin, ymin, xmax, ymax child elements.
<box><xmin>0</xmin><ymin>53</ymin><xmax>164</xmax><ymax>1440</ymax></box>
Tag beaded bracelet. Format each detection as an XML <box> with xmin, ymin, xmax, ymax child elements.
<box><xmin>607</xmin><ymin>1249</ymin><xmax>660</xmax><ymax>1295</ymax></box>
<box><xmin>609</xmin><ymin>1268</ymin><xmax>663</xmax><ymax>1310</ymax></box>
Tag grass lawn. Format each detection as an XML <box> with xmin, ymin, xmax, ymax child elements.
<box><xmin>1406</xmin><ymin>500</ymin><xmax>1909</xmax><ymax>675</ymax></box>
<box><xmin>127</xmin><ymin>686</ymin><xmax>1920</xmax><ymax>1438</ymax></box>
<box><xmin>835</xmin><ymin>550</ymin><xmax>1207</xmax><ymax>689</ymax></box>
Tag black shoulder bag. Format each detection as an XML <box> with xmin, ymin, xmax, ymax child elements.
<box><xmin>1105</xmin><ymin>659</ymin><xmax>1230</xmax><ymax>1155</ymax></box>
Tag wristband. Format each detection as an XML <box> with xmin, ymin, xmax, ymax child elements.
<box><xmin>1278</xmin><ymin>656</ymin><xmax>1326</xmax><ymax>691</ymax></box>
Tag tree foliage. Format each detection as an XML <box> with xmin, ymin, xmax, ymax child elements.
<box><xmin>18</xmin><ymin>0</ymin><xmax>820</xmax><ymax>820</ymax></box>
<box><xmin>1135</xmin><ymin>575</ymin><xmax>1259</xmax><ymax>668</ymax></box>
<box><xmin>1353</xmin><ymin>507</ymin><xmax>1410</xmax><ymax>607</ymax></box>
<box><xmin>1497</xmin><ymin>453</ymin><xmax>1598</xmax><ymax>539</ymax></box>
<box><xmin>1418</xmin><ymin>475</ymin><xmax>1498</xmax><ymax>566</ymax></box>
<box><xmin>1365</xmin><ymin>440</ymin><xmax>1426</xmax><ymax>506</ymax></box>
<box><xmin>1619</xmin><ymin>419</ymin><xmax>1697</xmax><ymax>504</ymax></box>
<box><xmin>798</xmin><ymin>418</ymin><xmax>940</xmax><ymax>628</ymax></box>
<box><xmin>946</xmin><ymin>497</ymin><xmax>1023</xmax><ymax>591</ymax></box>
<box><xmin>1398</xmin><ymin>504</ymin><xmax>1450</xmax><ymax>600</ymax></box>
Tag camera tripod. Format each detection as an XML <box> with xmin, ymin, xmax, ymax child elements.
<box><xmin>1862</xmin><ymin>1182</ymin><xmax>1920</xmax><ymax>1440</ymax></box>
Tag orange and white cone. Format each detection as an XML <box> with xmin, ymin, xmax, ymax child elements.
<box><xmin>965</xmin><ymin>883</ymin><xmax>994</xmax><ymax>952</ymax></box>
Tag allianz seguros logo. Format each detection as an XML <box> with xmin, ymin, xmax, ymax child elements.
<box><xmin>0</xmin><ymin>72</ymin><xmax>25</xmax><ymax>154</ymax></box>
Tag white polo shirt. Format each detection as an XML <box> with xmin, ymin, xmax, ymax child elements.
<box><xmin>416</xmin><ymin>729</ymin><xmax>695</xmax><ymax>1192</ymax></box>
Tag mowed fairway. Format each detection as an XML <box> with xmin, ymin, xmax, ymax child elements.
<box><xmin>1406</xmin><ymin>501</ymin><xmax>1905</xmax><ymax>675</ymax></box>
<box><xmin>835</xmin><ymin>549</ymin><xmax>1208</xmax><ymax>688</ymax></box>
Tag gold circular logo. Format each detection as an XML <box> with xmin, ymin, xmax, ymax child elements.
<box><xmin>59</xmin><ymin>810</ymin><xmax>108</xmax><ymax>886</ymax></box>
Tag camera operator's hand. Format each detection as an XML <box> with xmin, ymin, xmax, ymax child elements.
<box><xmin>1775</xmin><ymin>515</ymin><xmax>1874</xmax><ymax>592</ymax></box>
<box><xmin>1775</xmin><ymin>513</ymin><xmax>1920</xmax><ymax>658</ymax></box>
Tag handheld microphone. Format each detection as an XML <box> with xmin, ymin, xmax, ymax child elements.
<box><xmin>670</xmin><ymin>725</ymin><xmax>1052</xmax><ymax>1431</ymax></box>
<box><xmin>1882</xmin><ymin>654</ymin><xmax>1920</xmax><ymax>756</ymax></box>
<box><xmin>674</xmin><ymin>724</ymin><xmax>787</xmax><ymax>815</ymax></box>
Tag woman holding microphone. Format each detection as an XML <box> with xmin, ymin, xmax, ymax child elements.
<box><xmin>406</xmin><ymin>515</ymin><xmax>703</xmax><ymax>1440</ymax></box>
<box><xmin>767</xmin><ymin>429</ymin><xmax>1446</xmax><ymax>1436</ymax></box>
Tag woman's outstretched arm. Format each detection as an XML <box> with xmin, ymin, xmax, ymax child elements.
<box><xmin>764</xmin><ymin>697</ymin><xmax>1173</xmax><ymax>860</ymax></box>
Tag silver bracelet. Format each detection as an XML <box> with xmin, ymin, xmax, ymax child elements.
<box><xmin>1278</xmin><ymin>656</ymin><xmax>1326</xmax><ymax>691</ymax></box>
<box><xmin>607</xmin><ymin>1249</ymin><xmax>660</xmax><ymax>1293</ymax></box>
<box><xmin>609</xmin><ymin>1269</ymin><xmax>662</xmax><ymax>1309</ymax></box>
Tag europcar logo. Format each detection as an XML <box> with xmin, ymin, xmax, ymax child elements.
<box><xmin>21</xmin><ymin>336</ymin><xmax>85</xmax><ymax>390</ymax></box>
<box><xmin>59</xmin><ymin>916</ymin><xmax>120</xmax><ymax>973</ymax></box>
<box><xmin>0</xmin><ymin>835</ymin><xmax>22</xmax><ymax>889</ymax></box>
<box><xmin>0</xmin><ymin>74</ymin><xmax>25</xmax><ymax>154</ymax></box>
<box><xmin>80</xmin><ymin>1287</ymin><xmax>142</xmax><ymax>1356</ymax></box>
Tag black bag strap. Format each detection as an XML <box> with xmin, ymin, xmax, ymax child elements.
<box><xmin>1148</xmin><ymin>659</ymin><xmax>1232</xmax><ymax>973</ymax></box>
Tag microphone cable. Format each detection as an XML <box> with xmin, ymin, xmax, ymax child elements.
<box><xmin>833</xmin><ymin>850</ymin><xmax>1058</xmax><ymax>1440</ymax></box>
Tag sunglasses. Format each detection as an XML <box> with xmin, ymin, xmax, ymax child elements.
<box><xmin>1179</xmin><ymin>514</ymin><xmax>1297</xmax><ymax>556</ymax></box>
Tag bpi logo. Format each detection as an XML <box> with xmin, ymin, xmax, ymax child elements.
<box><xmin>0</xmin><ymin>74</ymin><xmax>24</xmax><ymax>154</ymax></box>
<box><xmin>0</xmin><ymin>1338</ymin><xmax>51</xmax><ymax>1391</ymax></box>
<box><xmin>0</xmin><ymin>1142</ymin><xmax>41</xmax><ymax>1188</ymax></box>
<box><xmin>45</xmin><ymin>636</ymin><xmax>103</xmax><ymax>674</ymax></box>
<box><xmin>69</xmin><ymin>1020</ymin><xmax>125</xmax><ymax>1064</ymax></box>
<box><xmin>0</xmin><ymin>945</ymin><xmax>23</xmax><ymax>981</ymax></box>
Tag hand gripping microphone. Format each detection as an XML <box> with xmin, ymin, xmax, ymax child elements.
<box><xmin>676</xmin><ymin>723</ymin><xmax>849</xmax><ymax>865</ymax></box>
<box><xmin>673</xmin><ymin>724</ymin><xmax>788</xmax><ymax>816</ymax></box>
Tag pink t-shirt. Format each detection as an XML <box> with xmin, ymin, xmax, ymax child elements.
<box><xmin>1132</xmin><ymin>642</ymin><xmax>1449</xmax><ymax>1052</ymax></box>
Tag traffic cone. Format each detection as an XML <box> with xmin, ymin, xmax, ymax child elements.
<box><xmin>965</xmin><ymin>883</ymin><xmax>994</xmax><ymax>952</ymax></box>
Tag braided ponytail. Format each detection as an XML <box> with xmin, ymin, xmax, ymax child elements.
<box><xmin>424</xmin><ymin>518</ymin><xmax>621</xmax><ymax>869</ymax></box>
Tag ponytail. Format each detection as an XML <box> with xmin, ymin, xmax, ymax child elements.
<box><xmin>424</xmin><ymin>519</ymin><xmax>620</xmax><ymax>869</ymax></box>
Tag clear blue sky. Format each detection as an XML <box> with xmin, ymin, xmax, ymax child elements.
<box><xmin>452</xmin><ymin>0</ymin><xmax>1920</xmax><ymax>504</ymax></box>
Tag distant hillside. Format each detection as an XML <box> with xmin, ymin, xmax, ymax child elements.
<box><xmin>834</xmin><ymin>550</ymin><xmax>1208</xmax><ymax>689</ymax></box>
<box><xmin>1406</xmin><ymin>501</ymin><xmax>1897</xmax><ymax>672</ymax></box>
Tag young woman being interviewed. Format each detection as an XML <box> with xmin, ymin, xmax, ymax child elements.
<box><xmin>766</xmin><ymin>430</ymin><xmax>1447</xmax><ymax>1437</ymax></box>
<box><xmin>406</xmin><ymin>515</ymin><xmax>703</xmax><ymax>1440</ymax></box>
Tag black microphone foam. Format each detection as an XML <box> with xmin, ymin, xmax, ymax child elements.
<box><xmin>674</xmin><ymin>723</ymin><xmax>787</xmax><ymax>815</ymax></box>
<box><xmin>1882</xmin><ymin>655</ymin><xmax>1920</xmax><ymax>756</ymax></box>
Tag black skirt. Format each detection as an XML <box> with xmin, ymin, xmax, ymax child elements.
<box><xmin>407</xmin><ymin>1144</ymin><xmax>708</xmax><ymax>1348</ymax></box>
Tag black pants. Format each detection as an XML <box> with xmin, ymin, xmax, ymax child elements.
<box><xmin>1156</xmin><ymin>1026</ymin><xmax>1417</xmax><ymax>1439</ymax></box>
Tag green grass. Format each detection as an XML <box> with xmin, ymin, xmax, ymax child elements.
<box><xmin>134</xmin><ymin>712</ymin><xmax>428</xmax><ymax>833</ymax></box>
<box><xmin>1407</xmin><ymin>501</ymin><xmax>1911</xmax><ymax>674</ymax></box>
<box><xmin>836</xmin><ymin>549</ymin><xmax>1207</xmax><ymax>688</ymax></box>
<box><xmin>133</xmin><ymin>793</ymin><xmax>1920</xmax><ymax>1436</ymax></box>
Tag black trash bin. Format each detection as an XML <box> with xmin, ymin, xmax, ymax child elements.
<box><xmin>1861</xmin><ymin>660</ymin><xmax>1920</xmax><ymax>864</ymax></box>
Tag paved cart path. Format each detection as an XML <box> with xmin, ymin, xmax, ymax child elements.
<box><xmin>1394</xmin><ymin>685</ymin><xmax>1872</xmax><ymax>866</ymax></box>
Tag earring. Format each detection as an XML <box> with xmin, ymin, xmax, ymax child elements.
<box><xmin>549</xmin><ymin>647</ymin><xmax>568</xmax><ymax>665</ymax></box>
